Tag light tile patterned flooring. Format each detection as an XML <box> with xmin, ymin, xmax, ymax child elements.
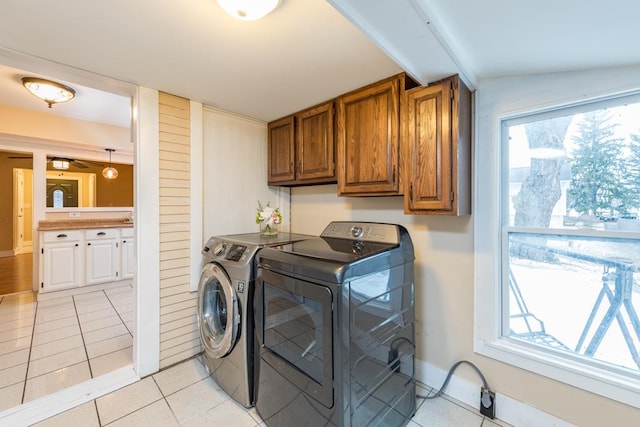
<box><xmin>2</xmin><ymin>283</ymin><xmax>510</xmax><ymax>426</ymax></box>
<box><xmin>28</xmin><ymin>354</ymin><xmax>510</xmax><ymax>427</ymax></box>
<box><xmin>0</xmin><ymin>283</ymin><xmax>134</xmax><ymax>412</ymax></box>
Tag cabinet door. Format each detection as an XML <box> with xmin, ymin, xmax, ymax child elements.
<box><xmin>404</xmin><ymin>81</ymin><xmax>453</xmax><ymax>212</ymax></box>
<box><xmin>121</xmin><ymin>238</ymin><xmax>135</xmax><ymax>280</ymax></box>
<box><xmin>42</xmin><ymin>241</ymin><xmax>82</xmax><ymax>292</ymax></box>
<box><xmin>268</xmin><ymin>116</ymin><xmax>296</xmax><ymax>184</ymax></box>
<box><xmin>86</xmin><ymin>239</ymin><xmax>119</xmax><ymax>284</ymax></box>
<box><xmin>296</xmin><ymin>102</ymin><xmax>335</xmax><ymax>182</ymax></box>
<box><xmin>337</xmin><ymin>77</ymin><xmax>400</xmax><ymax>195</ymax></box>
<box><xmin>404</xmin><ymin>75</ymin><xmax>471</xmax><ymax>215</ymax></box>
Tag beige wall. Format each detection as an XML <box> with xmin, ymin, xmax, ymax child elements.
<box><xmin>0</xmin><ymin>104</ymin><xmax>130</xmax><ymax>152</ymax></box>
<box><xmin>157</xmin><ymin>92</ymin><xmax>200</xmax><ymax>368</ymax></box>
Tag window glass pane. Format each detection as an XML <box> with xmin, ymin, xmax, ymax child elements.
<box><xmin>507</xmin><ymin>101</ymin><xmax>640</xmax><ymax>231</ymax></box>
<box><xmin>508</xmin><ymin>232</ymin><xmax>640</xmax><ymax>372</ymax></box>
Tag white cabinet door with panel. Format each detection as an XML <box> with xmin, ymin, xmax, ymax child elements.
<box><xmin>41</xmin><ymin>230</ymin><xmax>82</xmax><ymax>292</ymax></box>
<box><xmin>85</xmin><ymin>228</ymin><xmax>120</xmax><ymax>285</ymax></box>
<box><xmin>120</xmin><ymin>227</ymin><xmax>135</xmax><ymax>280</ymax></box>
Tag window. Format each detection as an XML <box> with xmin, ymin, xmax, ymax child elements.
<box><xmin>475</xmin><ymin>83</ymin><xmax>640</xmax><ymax>408</ymax></box>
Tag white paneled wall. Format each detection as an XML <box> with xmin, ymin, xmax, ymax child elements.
<box><xmin>202</xmin><ymin>107</ymin><xmax>289</xmax><ymax>238</ymax></box>
<box><xmin>158</xmin><ymin>93</ymin><xmax>200</xmax><ymax>368</ymax></box>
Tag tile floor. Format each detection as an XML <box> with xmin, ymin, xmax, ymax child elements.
<box><xmin>29</xmin><ymin>355</ymin><xmax>511</xmax><ymax>427</ymax></box>
<box><xmin>0</xmin><ymin>283</ymin><xmax>134</xmax><ymax>412</ymax></box>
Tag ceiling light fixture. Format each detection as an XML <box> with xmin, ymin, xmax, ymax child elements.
<box><xmin>102</xmin><ymin>148</ymin><xmax>119</xmax><ymax>180</ymax></box>
<box><xmin>216</xmin><ymin>0</ymin><xmax>281</xmax><ymax>21</ymax></box>
<box><xmin>51</xmin><ymin>159</ymin><xmax>70</xmax><ymax>170</ymax></box>
<box><xmin>21</xmin><ymin>77</ymin><xmax>76</xmax><ymax>108</ymax></box>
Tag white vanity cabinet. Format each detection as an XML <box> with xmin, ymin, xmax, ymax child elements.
<box><xmin>120</xmin><ymin>227</ymin><xmax>135</xmax><ymax>280</ymax></box>
<box><xmin>85</xmin><ymin>228</ymin><xmax>120</xmax><ymax>285</ymax></box>
<box><xmin>41</xmin><ymin>230</ymin><xmax>83</xmax><ymax>292</ymax></box>
<box><xmin>39</xmin><ymin>225</ymin><xmax>134</xmax><ymax>293</ymax></box>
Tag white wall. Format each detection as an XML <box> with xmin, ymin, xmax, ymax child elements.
<box><xmin>202</xmin><ymin>107</ymin><xmax>289</xmax><ymax>238</ymax></box>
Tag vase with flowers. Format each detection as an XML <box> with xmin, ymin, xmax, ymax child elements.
<box><xmin>256</xmin><ymin>201</ymin><xmax>282</xmax><ymax>236</ymax></box>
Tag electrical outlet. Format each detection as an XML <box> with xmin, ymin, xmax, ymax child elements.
<box><xmin>480</xmin><ymin>388</ymin><xmax>495</xmax><ymax>419</ymax></box>
<box><xmin>68</xmin><ymin>212</ymin><xmax>80</xmax><ymax>218</ymax></box>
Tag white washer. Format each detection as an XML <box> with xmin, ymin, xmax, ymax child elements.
<box><xmin>198</xmin><ymin>232</ymin><xmax>310</xmax><ymax>408</ymax></box>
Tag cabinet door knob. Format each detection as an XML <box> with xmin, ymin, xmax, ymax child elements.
<box><xmin>97</xmin><ymin>232</ymin><xmax>106</xmax><ymax>236</ymax></box>
<box><xmin>57</xmin><ymin>234</ymin><xmax>67</xmax><ymax>238</ymax></box>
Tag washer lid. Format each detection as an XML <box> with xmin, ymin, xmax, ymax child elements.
<box><xmin>198</xmin><ymin>263</ymin><xmax>239</xmax><ymax>358</ymax></box>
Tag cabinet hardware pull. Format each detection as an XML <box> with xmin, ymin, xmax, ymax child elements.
<box><xmin>57</xmin><ymin>234</ymin><xmax>67</xmax><ymax>238</ymax></box>
<box><xmin>409</xmin><ymin>183</ymin><xmax>414</xmax><ymax>201</ymax></box>
<box><xmin>87</xmin><ymin>243</ymin><xmax>91</xmax><ymax>246</ymax></box>
<box><xmin>97</xmin><ymin>232</ymin><xmax>106</xmax><ymax>236</ymax></box>
<box><xmin>75</xmin><ymin>244</ymin><xmax>79</xmax><ymax>247</ymax></box>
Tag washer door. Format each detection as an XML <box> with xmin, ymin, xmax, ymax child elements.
<box><xmin>198</xmin><ymin>263</ymin><xmax>239</xmax><ymax>358</ymax></box>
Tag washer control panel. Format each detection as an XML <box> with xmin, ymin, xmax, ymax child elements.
<box><xmin>225</xmin><ymin>244</ymin><xmax>247</xmax><ymax>261</ymax></box>
<box><xmin>203</xmin><ymin>237</ymin><xmax>253</xmax><ymax>264</ymax></box>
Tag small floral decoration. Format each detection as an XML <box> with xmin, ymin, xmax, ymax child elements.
<box><xmin>256</xmin><ymin>201</ymin><xmax>282</xmax><ymax>234</ymax></box>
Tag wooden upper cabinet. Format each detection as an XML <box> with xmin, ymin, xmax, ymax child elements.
<box><xmin>267</xmin><ymin>102</ymin><xmax>336</xmax><ymax>186</ymax></box>
<box><xmin>403</xmin><ymin>74</ymin><xmax>471</xmax><ymax>215</ymax></box>
<box><xmin>268</xmin><ymin>116</ymin><xmax>295</xmax><ymax>184</ymax></box>
<box><xmin>296</xmin><ymin>102</ymin><xmax>335</xmax><ymax>182</ymax></box>
<box><xmin>336</xmin><ymin>74</ymin><xmax>405</xmax><ymax>196</ymax></box>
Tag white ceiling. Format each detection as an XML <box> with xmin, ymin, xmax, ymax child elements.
<box><xmin>0</xmin><ymin>0</ymin><xmax>639</xmax><ymax>126</ymax></box>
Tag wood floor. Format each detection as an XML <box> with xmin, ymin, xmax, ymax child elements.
<box><xmin>0</xmin><ymin>253</ymin><xmax>33</xmax><ymax>295</ymax></box>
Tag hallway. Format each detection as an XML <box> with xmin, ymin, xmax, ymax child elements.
<box><xmin>0</xmin><ymin>253</ymin><xmax>32</xmax><ymax>295</ymax></box>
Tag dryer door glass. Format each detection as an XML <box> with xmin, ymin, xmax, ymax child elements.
<box><xmin>198</xmin><ymin>263</ymin><xmax>239</xmax><ymax>358</ymax></box>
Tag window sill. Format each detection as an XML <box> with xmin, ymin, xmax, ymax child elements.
<box><xmin>474</xmin><ymin>336</ymin><xmax>640</xmax><ymax>409</ymax></box>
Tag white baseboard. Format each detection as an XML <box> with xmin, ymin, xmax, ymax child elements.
<box><xmin>415</xmin><ymin>358</ymin><xmax>575</xmax><ymax>427</ymax></box>
<box><xmin>0</xmin><ymin>250</ymin><xmax>13</xmax><ymax>258</ymax></box>
<box><xmin>0</xmin><ymin>365</ymin><xmax>138</xmax><ymax>426</ymax></box>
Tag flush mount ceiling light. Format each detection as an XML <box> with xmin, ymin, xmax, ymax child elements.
<box><xmin>102</xmin><ymin>148</ymin><xmax>119</xmax><ymax>179</ymax></box>
<box><xmin>216</xmin><ymin>0</ymin><xmax>281</xmax><ymax>21</ymax></box>
<box><xmin>21</xmin><ymin>77</ymin><xmax>76</xmax><ymax>108</ymax></box>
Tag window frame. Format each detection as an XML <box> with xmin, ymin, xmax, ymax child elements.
<box><xmin>475</xmin><ymin>86</ymin><xmax>640</xmax><ymax>409</ymax></box>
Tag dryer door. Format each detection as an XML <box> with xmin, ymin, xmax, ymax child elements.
<box><xmin>198</xmin><ymin>263</ymin><xmax>240</xmax><ymax>358</ymax></box>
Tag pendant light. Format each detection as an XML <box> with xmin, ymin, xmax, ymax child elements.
<box><xmin>102</xmin><ymin>148</ymin><xmax>119</xmax><ymax>179</ymax></box>
<box><xmin>216</xmin><ymin>0</ymin><xmax>281</xmax><ymax>21</ymax></box>
<box><xmin>21</xmin><ymin>77</ymin><xmax>76</xmax><ymax>108</ymax></box>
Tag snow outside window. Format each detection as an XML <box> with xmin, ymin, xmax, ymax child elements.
<box><xmin>476</xmin><ymin>89</ymin><xmax>640</xmax><ymax>408</ymax></box>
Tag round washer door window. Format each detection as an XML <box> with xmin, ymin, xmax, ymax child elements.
<box><xmin>198</xmin><ymin>263</ymin><xmax>239</xmax><ymax>358</ymax></box>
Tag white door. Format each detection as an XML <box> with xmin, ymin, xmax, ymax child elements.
<box><xmin>42</xmin><ymin>242</ymin><xmax>81</xmax><ymax>291</ymax></box>
<box><xmin>13</xmin><ymin>169</ymin><xmax>25</xmax><ymax>254</ymax></box>
<box><xmin>121</xmin><ymin>238</ymin><xmax>135</xmax><ymax>279</ymax></box>
<box><xmin>86</xmin><ymin>239</ymin><xmax>119</xmax><ymax>284</ymax></box>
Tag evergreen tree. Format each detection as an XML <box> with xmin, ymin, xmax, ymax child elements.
<box><xmin>567</xmin><ymin>111</ymin><xmax>627</xmax><ymax>216</ymax></box>
<box><xmin>626</xmin><ymin>132</ymin><xmax>640</xmax><ymax>209</ymax></box>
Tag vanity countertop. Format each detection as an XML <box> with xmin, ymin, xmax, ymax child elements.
<box><xmin>38</xmin><ymin>218</ymin><xmax>134</xmax><ymax>231</ymax></box>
